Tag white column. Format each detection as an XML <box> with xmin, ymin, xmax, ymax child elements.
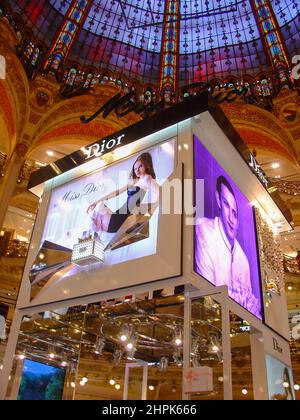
<box><xmin>220</xmin><ymin>289</ymin><xmax>233</xmax><ymax>400</ymax></box>
<box><xmin>0</xmin><ymin>309</ymin><xmax>23</xmax><ymax>400</ymax></box>
<box><xmin>250</xmin><ymin>331</ymin><xmax>269</xmax><ymax>400</ymax></box>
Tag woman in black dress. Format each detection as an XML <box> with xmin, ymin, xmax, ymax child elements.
<box><xmin>87</xmin><ymin>152</ymin><xmax>159</xmax><ymax>233</ymax></box>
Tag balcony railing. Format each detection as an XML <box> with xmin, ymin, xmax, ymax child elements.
<box><xmin>284</xmin><ymin>255</ymin><xmax>300</xmax><ymax>276</ymax></box>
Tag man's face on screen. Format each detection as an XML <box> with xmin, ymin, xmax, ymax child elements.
<box><xmin>217</xmin><ymin>184</ymin><xmax>238</xmax><ymax>245</ymax></box>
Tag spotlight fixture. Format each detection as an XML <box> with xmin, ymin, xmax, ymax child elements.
<box><xmin>242</xmin><ymin>387</ymin><xmax>248</xmax><ymax>395</ymax></box>
<box><xmin>174</xmin><ymin>325</ymin><xmax>183</xmax><ymax>346</ymax></box>
<box><xmin>209</xmin><ymin>334</ymin><xmax>221</xmax><ymax>353</ymax></box>
<box><xmin>95</xmin><ymin>336</ymin><xmax>105</xmax><ymax>355</ymax></box>
<box><xmin>119</xmin><ymin>325</ymin><xmax>133</xmax><ymax>343</ymax></box>
<box><xmin>173</xmin><ymin>349</ymin><xmax>183</xmax><ymax>366</ymax></box>
<box><xmin>113</xmin><ymin>349</ymin><xmax>123</xmax><ymax>365</ymax></box>
<box><xmin>208</xmin><ymin>334</ymin><xmax>223</xmax><ymax>362</ymax></box>
<box><xmin>191</xmin><ymin>355</ymin><xmax>200</xmax><ymax>367</ymax></box>
<box><xmin>159</xmin><ymin>356</ymin><xmax>169</xmax><ymax>372</ymax></box>
<box><xmin>48</xmin><ymin>346</ymin><xmax>56</xmax><ymax>359</ymax></box>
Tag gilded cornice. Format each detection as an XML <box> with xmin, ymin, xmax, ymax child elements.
<box><xmin>27</xmin><ymin>85</ymin><xmax>141</xmax><ymax>151</ymax></box>
<box><xmin>0</xmin><ymin>21</ymin><xmax>30</xmax><ymax>146</ymax></box>
<box><xmin>221</xmin><ymin>102</ymin><xmax>297</xmax><ymax>161</ymax></box>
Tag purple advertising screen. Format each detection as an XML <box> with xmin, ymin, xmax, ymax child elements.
<box><xmin>194</xmin><ymin>136</ymin><xmax>263</xmax><ymax>319</ymax></box>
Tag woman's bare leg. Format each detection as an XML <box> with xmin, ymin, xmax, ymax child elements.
<box><xmin>89</xmin><ymin>204</ymin><xmax>112</xmax><ymax>232</ymax></box>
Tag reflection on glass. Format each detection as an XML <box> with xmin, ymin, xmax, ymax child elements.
<box><xmin>188</xmin><ymin>296</ymin><xmax>224</xmax><ymax>400</ymax></box>
<box><xmin>6</xmin><ymin>306</ymin><xmax>86</xmax><ymax>400</ymax></box>
<box><xmin>8</xmin><ymin>293</ymin><xmax>184</xmax><ymax>400</ymax></box>
<box><xmin>230</xmin><ymin>311</ymin><xmax>253</xmax><ymax>400</ymax></box>
<box><xmin>126</xmin><ymin>366</ymin><xmax>144</xmax><ymax>400</ymax></box>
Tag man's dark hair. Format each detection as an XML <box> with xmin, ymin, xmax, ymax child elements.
<box><xmin>216</xmin><ymin>176</ymin><xmax>235</xmax><ymax>198</ymax></box>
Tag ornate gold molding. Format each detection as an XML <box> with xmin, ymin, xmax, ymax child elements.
<box><xmin>221</xmin><ymin>102</ymin><xmax>296</xmax><ymax>157</ymax></box>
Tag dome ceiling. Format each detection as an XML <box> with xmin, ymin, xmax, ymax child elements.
<box><xmin>3</xmin><ymin>0</ymin><xmax>300</xmax><ymax>88</ymax></box>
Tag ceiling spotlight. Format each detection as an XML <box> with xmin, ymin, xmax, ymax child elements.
<box><xmin>70</xmin><ymin>382</ymin><xmax>76</xmax><ymax>388</ymax></box>
<box><xmin>271</xmin><ymin>162</ymin><xmax>280</xmax><ymax>169</ymax></box>
<box><xmin>18</xmin><ymin>353</ymin><xmax>25</xmax><ymax>360</ymax></box>
<box><xmin>115</xmin><ymin>384</ymin><xmax>121</xmax><ymax>390</ymax></box>
<box><xmin>148</xmin><ymin>385</ymin><xmax>155</xmax><ymax>391</ymax></box>
<box><xmin>209</xmin><ymin>334</ymin><xmax>221</xmax><ymax>353</ymax></box>
<box><xmin>82</xmin><ymin>377</ymin><xmax>88</xmax><ymax>384</ymax></box>
<box><xmin>294</xmin><ymin>384</ymin><xmax>300</xmax><ymax>391</ymax></box>
<box><xmin>242</xmin><ymin>387</ymin><xmax>248</xmax><ymax>395</ymax></box>
<box><xmin>175</xmin><ymin>337</ymin><xmax>182</xmax><ymax>346</ymax></box>
<box><xmin>282</xmin><ymin>381</ymin><xmax>290</xmax><ymax>388</ymax></box>
<box><xmin>119</xmin><ymin>325</ymin><xmax>133</xmax><ymax>343</ymax></box>
<box><xmin>174</xmin><ymin>325</ymin><xmax>183</xmax><ymax>346</ymax></box>
<box><xmin>109</xmin><ymin>379</ymin><xmax>116</xmax><ymax>386</ymax></box>
<box><xmin>46</xmin><ymin>150</ymin><xmax>54</xmax><ymax>157</ymax></box>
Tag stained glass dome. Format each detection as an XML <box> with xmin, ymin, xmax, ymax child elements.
<box><xmin>1</xmin><ymin>0</ymin><xmax>299</xmax><ymax>93</ymax></box>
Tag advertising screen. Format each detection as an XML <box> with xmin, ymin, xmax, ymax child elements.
<box><xmin>194</xmin><ymin>136</ymin><xmax>262</xmax><ymax>319</ymax></box>
<box><xmin>17</xmin><ymin>359</ymin><xmax>65</xmax><ymax>400</ymax></box>
<box><xmin>29</xmin><ymin>139</ymin><xmax>176</xmax><ymax>297</ymax></box>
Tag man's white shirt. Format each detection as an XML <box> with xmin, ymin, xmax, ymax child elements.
<box><xmin>195</xmin><ymin>217</ymin><xmax>251</xmax><ymax>289</ymax></box>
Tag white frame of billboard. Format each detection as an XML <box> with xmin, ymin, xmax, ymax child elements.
<box><xmin>0</xmin><ymin>111</ymin><xmax>293</xmax><ymax>400</ymax></box>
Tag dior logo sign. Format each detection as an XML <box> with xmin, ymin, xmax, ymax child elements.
<box><xmin>82</xmin><ymin>134</ymin><xmax>125</xmax><ymax>160</ymax></box>
<box><xmin>273</xmin><ymin>338</ymin><xmax>283</xmax><ymax>354</ymax></box>
<box><xmin>0</xmin><ymin>55</ymin><xmax>5</xmax><ymax>80</ymax></box>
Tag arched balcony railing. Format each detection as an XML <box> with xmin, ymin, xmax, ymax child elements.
<box><xmin>284</xmin><ymin>255</ymin><xmax>300</xmax><ymax>276</ymax></box>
